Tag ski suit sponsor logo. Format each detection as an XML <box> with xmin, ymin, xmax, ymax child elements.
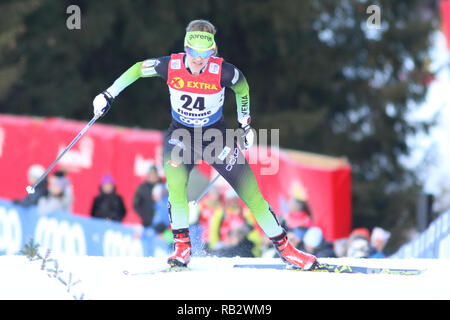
<box><xmin>141</xmin><ymin>59</ymin><xmax>160</xmax><ymax>76</ymax></box>
<box><xmin>226</xmin><ymin>147</ymin><xmax>240</xmax><ymax>171</ymax></box>
<box><xmin>142</xmin><ymin>59</ymin><xmax>159</xmax><ymax>68</ymax></box>
<box><xmin>179</xmin><ymin>116</ymin><xmax>209</xmax><ymax>126</ymax></box>
<box><xmin>240</xmin><ymin>94</ymin><xmax>249</xmax><ymax>115</ymax></box>
<box><xmin>184</xmin><ymin>81</ymin><xmax>218</xmax><ymax>90</ymax></box>
<box><xmin>218</xmin><ymin>146</ymin><xmax>231</xmax><ymax>161</ymax></box>
<box><xmin>171</xmin><ymin>59</ymin><xmax>181</xmax><ymax>69</ymax></box>
<box><xmin>231</xmin><ymin>68</ymin><xmax>240</xmax><ymax>84</ymax></box>
<box><xmin>170</xmin><ymin>76</ymin><xmax>185</xmax><ymax>89</ymax></box>
<box><xmin>209</xmin><ymin>63</ymin><xmax>220</xmax><ymax>74</ymax></box>
<box><xmin>167</xmin><ymin>159</ymin><xmax>179</xmax><ymax>168</ymax></box>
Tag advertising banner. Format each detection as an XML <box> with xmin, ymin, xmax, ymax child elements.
<box><xmin>0</xmin><ymin>200</ymin><xmax>169</xmax><ymax>257</ymax></box>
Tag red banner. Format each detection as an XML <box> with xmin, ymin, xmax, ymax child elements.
<box><xmin>249</xmin><ymin>148</ymin><xmax>352</xmax><ymax>240</ymax></box>
<box><xmin>441</xmin><ymin>0</ymin><xmax>450</xmax><ymax>48</ymax></box>
<box><xmin>112</xmin><ymin>127</ymin><xmax>163</xmax><ymax>224</ymax></box>
<box><xmin>0</xmin><ymin>115</ymin><xmax>45</xmax><ymax>200</ymax></box>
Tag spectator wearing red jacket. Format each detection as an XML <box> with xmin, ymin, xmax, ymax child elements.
<box><xmin>285</xmin><ymin>197</ymin><xmax>312</xmax><ymax>228</ymax></box>
<box><xmin>284</xmin><ymin>197</ymin><xmax>313</xmax><ymax>241</ymax></box>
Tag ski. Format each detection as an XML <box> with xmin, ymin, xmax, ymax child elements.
<box><xmin>233</xmin><ymin>263</ymin><xmax>424</xmax><ymax>275</ymax></box>
<box><xmin>122</xmin><ymin>266</ymin><xmax>191</xmax><ymax>276</ymax></box>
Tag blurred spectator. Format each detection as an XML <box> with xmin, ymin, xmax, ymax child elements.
<box><xmin>198</xmin><ymin>186</ymin><xmax>223</xmax><ymax>243</ymax></box>
<box><xmin>90</xmin><ymin>174</ymin><xmax>126</xmax><ymax>222</ymax></box>
<box><xmin>286</xmin><ymin>228</ymin><xmax>304</xmax><ymax>250</ymax></box>
<box><xmin>261</xmin><ymin>235</ymin><xmax>277</xmax><ymax>258</ymax></box>
<box><xmin>151</xmin><ymin>182</ymin><xmax>170</xmax><ymax>234</ymax></box>
<box><xmin>202</xmin><ymin>188</ymin><xmax>263</xmax><ymax>257</ymax></box>
<box><xmin>14</xmin><ymin>164</ymin><xmax>48</xmax><ymax>207</ymax></box>
<box><xmin>50</xmin><ymin>169</ymin><xmax>74</xmax><ymax>199</ymax></box>
<box><xmin>299</xmin><ymin>227</ymin><xmax>336</xmax><ymax>258</ymax></box>
<box><xmin>346</xmin><ymin>228</ymin><xmax>371</xmax><ymax>258</ymax></box>
<box><xmin>133</xmin><ymin>165</ymin><xmax>161</xmax><ymax>227</ymax></box>
<box><xmin>241</xmin><ymin>203</ymin><xmax>266</xmax><ymax>257</ymax></box>
<box><xmin>350</xmin><ymin>227</ymin><xmax>371</xmax><ymax>241</ymax></box>
<box><xmin>369</xmin><ymin>227</ymin><xmax>391</xmax><ymax>259</ymax></box>
<box><xmin>208</xmin><ymin>189</ymin><xmax>246</xmax><ymax>250</ymax></box>
<box><xmin>333</xmin><ymin>238</ymin><xmax>348</xmax><ymax>258</ymax></box>
<box><xmin>210</xmin><ymin>225</ymin><xmax>254</xmax><ymax>258</ymax></box>
<box><xmin>36</xmin><ymin>174</ymin><xmax>72</xmax><ymax>215</ymax></box>
<box><xmin>284</xmin><ymin>197</ymin><xmax>312</xmax><ymax>232</ymax></box>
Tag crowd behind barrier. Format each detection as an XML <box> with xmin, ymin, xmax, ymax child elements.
<box><xmin>8</xmin><ymin>159</ymin><xmax>449</xmax><ymax>260</ymax></box>
<box><xmin>8</xmin><ymin>170</ymin><xmax>447</xmax><ymax>261</ymax></box>
<box><xmin>190</xmin><ymin>188</ymin><xmax>393</xmax><ymax>259</ymax></box>
<box><xmin>5</xmin><ymin>114</ymin><xmax>411</xmax><ymax>260</ymax></box>
<box><xmin>5</xmin><ymin>155</ymin><xmax>390</xmax><ymax>259</ymax></box>
<box><xmin>0</xmin><ymin>196</ymin><xmax>393</xmax><ymax>260</ymax></box>
<box><xmin>0</xmin><ymin>114</ymin><xmax>352</xmax><ymax>241</ymax></box>
<box><xmin>7</xmin><ymin>171</ymin><xmax>448</xmax><ymax>261</ymax></box>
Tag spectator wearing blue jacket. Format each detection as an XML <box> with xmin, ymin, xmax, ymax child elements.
<box><xmin>369</xmin><ymin>227</ymin><xmax>391</xmax><ymax>258</ymax></box>
<box><xmin>151</xmin><ymin>183</ymin><xmax>170</xmax><ymax>233</ymax></box>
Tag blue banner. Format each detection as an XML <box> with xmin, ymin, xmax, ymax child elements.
<box><xmin>0</xmin><ymin>199</ymin><xmax>170</xmax><ymax>257</ymax></box>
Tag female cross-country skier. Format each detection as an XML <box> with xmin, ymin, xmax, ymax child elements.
<box><xmin>92</xmin><ymin>19</ymin><xmax>318</xmax><ymax>270</ymax></box>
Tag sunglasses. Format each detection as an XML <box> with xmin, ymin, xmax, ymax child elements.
<box><xmin>185</xmin><ymin>46</ymin><xmax>215</xmax><ymax>59</ymax></box>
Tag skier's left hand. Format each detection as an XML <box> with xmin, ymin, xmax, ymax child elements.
<box><xmin>238</xmin><ymin>116</ymin><xmax>254</xmax><ymax>150</ymax></box>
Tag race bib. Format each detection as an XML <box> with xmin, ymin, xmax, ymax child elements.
<box><xmin>167</xmin><ymin>53</ymin><xmax>224</xmax><ymax>127</ymax></box>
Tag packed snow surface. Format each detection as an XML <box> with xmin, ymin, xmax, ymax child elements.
<box><xmin>0</xmin><ymin>255</ymin><xmax>449</xmax><ymax>300</ymax></box>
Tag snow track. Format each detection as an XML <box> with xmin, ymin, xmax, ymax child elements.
<box><xmin>1</xmin><ymin>256</ymin><xmax>449</xmax><ymax>300</ymax></box>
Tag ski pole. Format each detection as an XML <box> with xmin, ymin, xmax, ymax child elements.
<box><xmin>26</xmin><ymin>114</ymin><xmax>100</xmax><ymax>194</ymax></box>
<box><xmin>192</xmin><ymin>173</ymin><xmax>220</xmax><ymax>205</ymax></box>
<box><xmin>191</xmin><ymin>140</ymin><xmax>249</xmax><ymax>205</ymax></box>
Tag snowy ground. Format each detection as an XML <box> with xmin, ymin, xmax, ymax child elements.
<box><xmin>0</xmin><ymin>255</ymin><xmax>449</xmax><ymax>300</ymax></box>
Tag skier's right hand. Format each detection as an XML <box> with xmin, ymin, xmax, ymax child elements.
<box><xmin>93</xmin><ymin>91</ymin><xmax>114</xmax><ymax>118</ymax></box>
<box><xmin>238</xmin><ymin>115</ymin><xmax>254</xmax><ymax>150</ymax></box>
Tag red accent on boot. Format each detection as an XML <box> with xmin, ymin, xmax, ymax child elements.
<box><xmin>273</xmin><ymin>233</ymin><xmax>317</xmax><ymax>270</ymax></box>
<box><xmin>167</xmin><ymin>230</ymin><xmax>191</xmax><ymax>267</ymax></box>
